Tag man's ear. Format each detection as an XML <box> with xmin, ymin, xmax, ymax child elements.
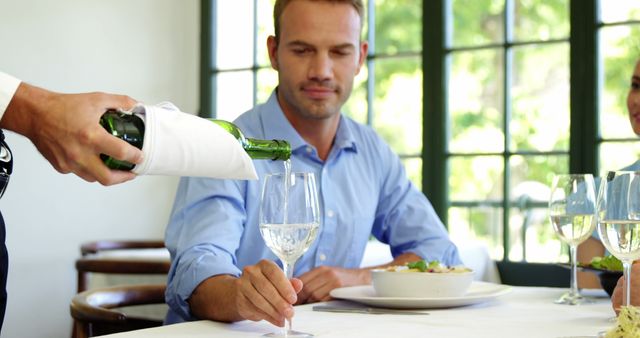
<box><xmin>267</xmin><ymin>35</ymin><xmax>279</xmax><ymax>71</ymax></box>
<box><xmin>355</xmin><ymin>40</ymin><xmax>369</xmax><ymax>75</ymax></box>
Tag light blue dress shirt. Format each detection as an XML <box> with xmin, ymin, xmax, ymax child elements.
<box><xmin>164</xmin><ymin>91</ymin><xmax>462</xmax><ymax>323</ymax></box>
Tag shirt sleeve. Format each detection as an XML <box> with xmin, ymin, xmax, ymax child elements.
<box><xmin>371</xmin><ymin>140</ymin><xmax>462</xmax><ymax>266</ymax></box>
<box><xmin>0</xmin><ymin>72</ymin><xmax>21</xmax><ymax>122</ymax></box>
<box><xmin>164</xmin><ymin>176</ymin><xmax>248</xmax><ymax>321</ymax></box>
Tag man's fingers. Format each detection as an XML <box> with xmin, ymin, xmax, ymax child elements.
<box><xmin>239</xmin><ymin>261</ymin><xmax>296</xmax><ymax>321</ymax></box>
<box><xmin>259</xmin><ymin>260</ymin><xmax>298</xmax><ymax>304</ymax></box>
<box><xmin>99</xmin><ymin>93</ymin><xmax>138</xmax><ymax>112</ymax></box>
<box><xmin>95</xmin><ymin>128</ymin><xmax>144</xmax><ymax>165</ymax></box>
<box><xmin>237</xmin><ymin>284</ymin><xmax>285</xmax><ymax>326</ymax></box>
<box><xmin>81</xmin><ymin>155</ymin><xmax>137</xmax><ymax>186</ymax></box>
<box><xmin>240</xmin><ymin>275</ymin><xmax>286</xmax><ymax>321</ymax></box>
<box><xmin>291</xmin><ymin>278</ymin><xmax>303</xmax><ymax>293</ymax></box>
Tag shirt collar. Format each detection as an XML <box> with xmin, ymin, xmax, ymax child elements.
<box><xmin>260</xmin><ymin>90</ymin><xmax>358</xmax><ymax>155</ymax></box>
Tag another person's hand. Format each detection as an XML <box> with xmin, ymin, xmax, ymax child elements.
<box><xmin>234</xmin><ymin>259</ymin><xmax>303</xmax><ymax>326</ymax></box>
<box><xmin>296</xmin><ymin>266</ymin><xmax>370</xmax><ymax>304</ymax></box>
<box><xmin>2</xmin><ymin>83</ymin><xmax>143</xmax><ymax>185</ymax></box>
<box><xmin>611</xmin><ymin>263</ymin><xmax>640</xmax><ymax>314</ymax></box>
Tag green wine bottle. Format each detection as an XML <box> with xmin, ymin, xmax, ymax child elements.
<box><xmin>99</xmin><ymin>110</ymin><xmax>291</xmax><ymax>171</ymax></box>
<box><xmin>99</xmin><ymin>110</ymin><xmax>145</xmax><ymax>171</ymax></box>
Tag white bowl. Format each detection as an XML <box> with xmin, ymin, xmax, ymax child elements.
<box><xmin>371</xmin><ymin>269</ymin><xmax>474</xmax><ymax>298</ymax></box>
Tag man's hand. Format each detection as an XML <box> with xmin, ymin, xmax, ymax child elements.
<box><xmin>296</xmin><ymin>266</ymin><xmax>370</xmax><ymax>304</ymax></box>
<box><xmin>611</xmin><ymin>263</ymin><xmax>640</xmax><ymax>314</ymax></box>
<box><xmin>189</xmin><ymin>260</ymin><xmax>303</xmax><ymax>327</ymax></box>
<box><xmin>235</xmin><ymin>260</ymin><xmax>302</xmax><ymax>326</ymax></box>
<box><xmin>295</xmin><ymin>252</ymin><xmax>424</xmax><ymax>304</ymax></box>
<box><xmin>2</xmin><ymin>82</ymin><xmax>143</xmax><ymax>186</ymax></box>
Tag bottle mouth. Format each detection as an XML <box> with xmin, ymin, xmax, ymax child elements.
<box><xmin>272</xmin><ymin>140</ymin><xmax>291</xmax><ymax>161</ymax></box>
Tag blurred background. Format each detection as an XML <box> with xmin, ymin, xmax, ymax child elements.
<box><xmin>1</xmin><ymin>0</ymin><xmax>640</xmax><ymax>337</ymax></box>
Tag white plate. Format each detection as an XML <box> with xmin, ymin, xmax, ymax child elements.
<box><xmin>330</xmin><ymin>281</ymin><xmax>511</xmax><ymax>309</ymax></box>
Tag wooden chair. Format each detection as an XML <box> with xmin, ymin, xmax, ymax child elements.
<box><xmin>76</xmin><ymin>240</ymin><xmax>171</xmax><ymax>293</ymax></box>
<box><xmin>70</xmin><ymin>284</ymin><xmax>166</xmax><ymax>338</ymax></box>
<box><xmin>80</xmin><ymin>240</ymin><xmax>167</xmax><ymax>256</ymax></box>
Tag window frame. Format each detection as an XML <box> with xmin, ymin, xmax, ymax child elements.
<box><xmin>202</xmin><ymin>0</ymin><xmax>639</xmax><ymax>266</ymax></box>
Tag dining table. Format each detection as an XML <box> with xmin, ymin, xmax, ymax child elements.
<box><xmin>98</xmin><ymin>285</ymin><xmax>617</xmax><ymax>338</ymax></box>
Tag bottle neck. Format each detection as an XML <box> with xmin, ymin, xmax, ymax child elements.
<box><xmin>245</xmin><ymin>138</ymin><xmax>291</xmax><ymax>160</ymax></box>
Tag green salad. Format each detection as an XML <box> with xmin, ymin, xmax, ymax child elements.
<box><xmin>588</xmin><ymin>255</ymin><xmax>623</xmax><ymax>271</ymax></box>
<box><xmin>383</xmin><ymin>260</ymin><xmax>471</xmax><ymax>273</ymax></box>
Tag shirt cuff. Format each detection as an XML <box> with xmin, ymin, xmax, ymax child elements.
<box><xmin>0</xmin><ymin>72</ymin><xmax>21</xmax><ymax>122</ymax></box>
<box><xmin>166</xmin><ymin>250</ymin><xmax>242</xmax><ymax>321</ymax></box>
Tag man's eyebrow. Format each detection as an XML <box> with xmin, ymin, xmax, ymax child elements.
<box><xmin>285</xmin><ymin>40</ymin><xmax>356</xmax><ymax>50</ymax></box>
<box><xmin>332</xmin><ymin>43</ymin><xmax>356</xmax><ymax>50</ymax></box>
<box><xmin>633</xmin><ymin>75</ymin><xmax>640</xmax><ymax>81</ymax></box>
<box><xmin>286</xmin><ymin>40</ymin><xmax>314</xmax><ymax>48</ymax></box>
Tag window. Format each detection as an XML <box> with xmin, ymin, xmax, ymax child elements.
<box><xmin>202</xmin><ymin>0</ymin><xmax>640</xmax><ymax>265</ymax></box>
<box><xmin>440</xmin><ymin>0</ymin><xmax>571</xmax><ymax>262</ymax></box>
<box><xmin>599</xmin><ymin>3</ymin><xmax>640</xmax><ymax>172</ymax></box>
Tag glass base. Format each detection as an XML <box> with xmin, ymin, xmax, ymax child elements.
<box><xmin>263</xmin><ymin>330</ymin><xmax>313</xmax><ymax>338</ymax></box>
<box><xmin>554</xmin><ymin>291</ymin><xmax>593</xmax><ymax>305</ymax></box>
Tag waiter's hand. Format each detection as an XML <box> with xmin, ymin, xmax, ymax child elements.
<box><xmin>2</xmin><ymin>83</ymin><xmax>143</xmax><ymax>185</ymax></box>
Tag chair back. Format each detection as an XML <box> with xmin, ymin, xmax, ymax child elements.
<box><xmin>70</xmin><ymin>284</ymin><xmax>166</xmax><ymax>338</ymax></box>
<box><xmin>76</xmin><ymin>240</ymin><xmax>170</xmax><ymax>293</ymax></box>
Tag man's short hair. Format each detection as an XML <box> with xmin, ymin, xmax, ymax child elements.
<box><xmin>273</xmin><ymin>0</ymin><xmax>365</xmax><ymax>41</ymax></box>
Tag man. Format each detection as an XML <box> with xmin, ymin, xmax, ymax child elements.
<box><xmin>0</xmin><ymin>71</ymin><xmax>143</xmax><ymax>331</ymax></box>
<box><xmin>164</xmin><ymin>0</ymin><xmax>462</xmax><ymax>327</ymax></box>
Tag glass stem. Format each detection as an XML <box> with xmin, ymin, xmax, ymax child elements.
<box><xmin>569</xmin><ymin>244</ymin><xmax>579</xmax><ymax>297</ymax></box>
<box><xmin>623</xmin><ymin>260</ymin><xmax>632</xmax><ymax>307</ymax></box>
<box><xmin>283</xmin><ymin>261</ymin><xmax>294</xmax><ymax>336</ymax></box>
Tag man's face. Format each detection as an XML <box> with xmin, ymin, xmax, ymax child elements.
<box><xmin>628</xmin><ymin>60</ymin><xmax>640</xmax><ymax>136</ymax></box>
<box><xmin>268</xmin><ymin>0</ymin><xmax>367</xmax><ymax>121</ymax></box>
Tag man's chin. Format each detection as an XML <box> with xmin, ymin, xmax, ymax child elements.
<box><xmin>301</xmin><ymin>107</ymin><xmax>339</xmax><ymax>120</ymax></box>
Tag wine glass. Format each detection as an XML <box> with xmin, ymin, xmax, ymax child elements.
<box><xmin>259</xmin><ymin>172</ymin><xmax>320</xmax><ymax>338</ymax></box>
<box><xmin>549</xmin><ymin>174</ymin><xmax>597</xmax><ymax>305</ymax></box>
<box><xmin>597</xmin><ymin>171</ymin><xmax>640</xmax><ymax>310</ymax></box>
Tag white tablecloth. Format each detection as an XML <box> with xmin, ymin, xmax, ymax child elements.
<box><xmin>98</xmin><ymin>286</ymin><xmax>615</xmax><ymax>338</ymax></box>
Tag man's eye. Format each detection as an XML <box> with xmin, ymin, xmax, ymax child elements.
<box><xmin>632</xmin><ymin>82</ymin><xmax>640</xmax><ymax>90</ymax></box>
<box><xmin>332</xmin><ymin>50</ymin><xmax>351</xmax><ymax>56</ymax></box>
<box><xmin>293</xmin><ymin>48</ymin><xmax>311</xmax><ymax>55</ymax></box>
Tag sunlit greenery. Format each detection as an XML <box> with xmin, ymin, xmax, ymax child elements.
<box><xmin>212</xmin><ymin>0</ymin><xmax>640</xmax><ymax>264</ymax></box>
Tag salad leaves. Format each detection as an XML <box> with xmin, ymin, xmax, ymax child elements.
<box><xmin>406</xmin><ymin>260</ymin><xmax>440</xmax><ymax>272</ymax></box>
<box><xmin>589</xmin><ymin>255</ymin><xmax>623</xmax><ymax>272</ymax></box>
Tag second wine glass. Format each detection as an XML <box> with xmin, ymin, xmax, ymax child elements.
<box><xmin>549</xmin><ymin>173</ymin><xmax>597</xmax><ymax>305</ymax></box>
<box><xmin>259</xmin><ymin>172</ymin><xmax>320</xmax><ymax>338</ymax></box>
<box><xmin>597</xmin><ymin>171</ymin><xmax>640</xmax><ymax>310</ymax></box>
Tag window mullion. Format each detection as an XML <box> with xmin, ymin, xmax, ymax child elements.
<box><xmin>252</xmin><ymin>0</ymin><xmax>258</xmax><ymax>107</ymax></box>
<box><xmin>366</xmin><ymin>0</ymin><xmax>376</xmax><ymax>126</ymax></box>
<box><xmin>199</xmin><ymin>0</ymin><xmax>216</xmax><ymax>118</ymax></box>
<box><xmin>569</xmin><ymin>0</ymin><xmax>599</xmax><ymax>175</ymax></box>
<box><xmin>503</xmin><ymin>0</ymin><xmax>515</xmax><ymax>261</ymax></box>
<box><xmin>422</xmin><ymin>0</ymin><xmax>449</xmax><ymax>225</ymax></box>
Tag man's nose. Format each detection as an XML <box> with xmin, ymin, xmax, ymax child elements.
<box><xmin>308</xmin><ymin>53</ymin><xmax>333</xmax><ymax>81</ymax></box>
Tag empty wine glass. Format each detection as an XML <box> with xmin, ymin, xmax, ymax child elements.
<box><xmin>259</xmin><ymin>172</ymin><xmax>320</xmax><ymax>338</ymax></box>
<box><xmin>597</xmin><ymin>171</ymin><xmax>640</xmax><ymax>310</ymax></box>
<box><xmin>549</xmin><ymin>174</ymin><xmax>597</xmax><ymax>305</ymax></box>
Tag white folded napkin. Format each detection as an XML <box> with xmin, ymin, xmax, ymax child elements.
<box><xmin>128</xmin><ymin>102</ymin><xmax>258</xmax><ymax>180</ymax></box>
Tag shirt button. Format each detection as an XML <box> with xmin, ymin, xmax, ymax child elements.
<box><xmin>306</xmin><ymin>146</ymin><xmax>312</xmax><ymax>153</ymax></box>
<box><xmin>327</xmin><ymin>210</ymin><xmax>335</xmax><ymax>218</ymax></box>
<box><xmin>319</xmin><ymin>253</ymin><xmax>327</xmax><ymax>261</ymax></box>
